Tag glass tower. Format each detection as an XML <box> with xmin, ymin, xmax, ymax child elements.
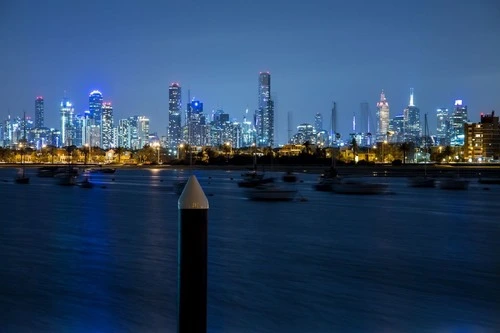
<box><xmin>257</xmin><ymin>72</ymin><xmax>274</xmax><ymax>147</ymax></box>
<box><xmin>35</xmin><ymin>96</ymin><xmax>44</xmax><ymax>128</ymax></box>
<box><xmin>376</xmin><ymin>90</ymin><xmax>390</xmax><ymax>142</ymax></box>
<box><xmin>101</xmin><ymin>102</ymin><xmax>114</xmax><ymax>149</ymax></box>
<box><xmin>168</xmin><ymin>83</ymin><xmax>182</xmax><ymax>149</ymax></box>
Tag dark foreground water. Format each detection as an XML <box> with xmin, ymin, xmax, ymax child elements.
<box><xmin>0</xmin><ymin>167</ymin><xmax>499</xmax><ymax>333</ymax></box>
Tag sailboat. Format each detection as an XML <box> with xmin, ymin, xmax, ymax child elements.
<box><xmin>408</xmin><ymin>113</ymin><xmax>436</xmax><ymax>188</ymax></box>
<box><xmin>238</xmin><ymin>141</ymin><xmax>274</xmax><ymax>188</ymax></box>
<box><xmin>313</xmin><ymin>102</ymin><xmax>341</xmax><ymax>191</ymax></box>
<box><xmin>15</xmin><ymin>112</ymin><xmax>30</xmax><ymax>184</ymax></box>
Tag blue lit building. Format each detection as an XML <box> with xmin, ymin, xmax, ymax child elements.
<box><xmin>60</xmin><ymin>97</ymin><xmax>75</xmax><ymax>147</ymax></box>
<box><xmin>256</xmin><ymin>72</ymin><xmax>274</xmax><ymax>147</ymax></box>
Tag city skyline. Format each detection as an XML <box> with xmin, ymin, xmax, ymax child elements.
<box><xmin>1</xmin><ymin>0</ymin><xmax>499</xmax><ymax>143</ymax></box>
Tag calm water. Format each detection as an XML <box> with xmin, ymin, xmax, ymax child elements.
<box><xmin>0</xmin><ymin>167</ymin><xmax>499</xmax><ymax>333</ymax></box>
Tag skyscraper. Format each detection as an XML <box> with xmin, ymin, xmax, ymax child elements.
<box><xmin>137</xmin><ymin>116</ymin><xmax>150</xmax><ymax>148</ymax></box>
<box><xmin>450</xmin><ymin>99</ymin><xmax>468</xmax><ymax>146</ymax></box>
<box><xmin>101</xmin><ymin>102</ymin><xmax>113</xmax><ymax>149</ymax></box>
<box><xmin>60</xmin><ymin>97</ymin><xmax>75</xmax><ymax>147</ymax></box>
<box><xmin>168</xmin><ymin>83</ymin><xmax>182</xmax><ymax>149</ymax></box>
<box><xmin>89</xmin><ymin>90</ymin><xmax>103</xmax><ymax>127</ymax></box>
<box><xmin>314</xmin><ymin>113</ymin><xmax>323</xmax><ymax>133</ymax></box>
<box><xmin>35</xmin><ymin>96</ymin><xmax>44</xmax><ymax>128</ymax></box>
<box><xmin>403</xmin><ymin>88</ymin><xmax>420</xmax><ymax>143</ymax></box>
<box><xmin>257</xmin><ymin>72</ymin><xmax>274</xmax><ymax>147</ymax></box>
<box><xmin>376</xmin><ymin>90</ymin><xmax>390</xmax><ymax>142</ymax></box>
<box><xmin>436</xmin><ymin>108</ymin><xmax>449</xmax><ymax>145</ymax></box>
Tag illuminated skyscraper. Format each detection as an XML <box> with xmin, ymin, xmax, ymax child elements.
<box><xmin>35</xmin><ymin>96</ymin><xmax>44</xmax><ymax>128</ymax></box>
<box><xmin>376</xmin><ymin>90</ymin><xmax>390</xmax><ymax>142</ymax></box>
<box><xmin>256</xmin><ymin>72</ymin><xmax>274</xmax><ymax>147</ymax></box>
<box><xmin>101</xmin><ymin>102</ymin><xmax>114</xmax><ymax>149</ymax></box>
<box><xmin>403</xmin><ymin>88</ymin><xmax>420</xmax><ymax>142</ymax></box>
<box><xmin>168</xmin><ymin>83</ymin><xmax>182</xmax><ymax>149</ymax></box>
<box><xmin>314</xmin><ymin>113</ymin><xmax>323</xmax><ymax>133</ymax></box>
<box><xmin>450</xmin><ymin>99</ymin><xmax>468</xmax><ymax>145</ymax></box>
<box><xmin>60</xmin><ymin>97</ymin><xmax>75</xmax><ymax>147</ymax></box>
<box><xmin>137</xmin><ymin>116</ymin><xmax>150</xmax><ymax>148</ymax></box>
<box><xmin>436</xmin><ymin>107</ymin><xmax>449</xmax><ymax>145</ymax></box>
<box><xmin>89</xmin><ymin>90</ymin><xmax>103</xmax><ymax>126</ymax></box>
<box><xmin>186</xmin><ymin>100</ymin><xmax>207</xmax><ymax>146</ymax></box>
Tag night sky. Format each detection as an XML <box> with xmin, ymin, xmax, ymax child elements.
<box><xmin>1</xmin><ymin>0</ymin><xmax>499</xmax><ymax>144</ymax></box>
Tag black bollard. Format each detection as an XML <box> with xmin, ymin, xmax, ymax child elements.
<box><xmin>177</xmin><ymin>175</ymin><xmax>209</xmax><ymax>333</ymax></box>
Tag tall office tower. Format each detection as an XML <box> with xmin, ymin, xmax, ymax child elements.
<box><xmin>101</xmin><ymin>102</ymin><xmax>114</xmax><ymax>149</ymax></box>
<box><xmin>436</xmin><ymin>108</ymin><xmax>449</xmax><ymax>145</ymax></box>
<box><xmin>89</xmin><ymin>90</ymin><xmax>103</xmax><ymax>127</ymax></box>
<box><xmin>168</xmin><ymin>82</ymin><xmax>182</xmax><ymax>149</ymax></box>
<box><xmin>186</xmin><ymin>100</ymin><xmax>206</xmax><ymax>146</ymax></box>
<box><xmin>60</xmin><ymin>97</ymin><xmax>75</xmax><ymax>147</ymax></box>
<box><xmin>403</xmin><ymin>88</ymin><xmax>421</xmax><ymax>143</ymax></box>
<box><xmin>389</xmin><ymin>114</ymin><xmax>405</xmax><ymax>143</ymax></box>
<box><xmin>257</xmin><ymin>72</ymin><xmax>274</xmax><ymax>147</ymax></box>
<box><xmin>73</xmin><ymin>114</ymin><xmax>84</xmax><ymax>147</ymax></box>
<box><xmin>81</xmin><ymin>110</ymin><xmax>91</xmax><ymax>146</ymax></box>
<box><xmin>35</xmin><ymin>96</ymin><xmax>44</xmax><ymax>128</ymax></box>
<box><xmin>137</xmin><ymin>116</ymin><xmax>150</xmax><ymax>148</ymax></box>
<box><xmin>118</xmin><ymin>119</ymin><xmax>130</xmax><ymax>148</ymax></box>
<box><xmin>314</xmin><ymin>113</ymin><xmax>323</xmax><ymax>133</ymax></box>
<box><xmin>376</xmin><ymin>90</ymin><xmax>390</xmax><ymax>142</ymax></box>
<box><xmin>450</xmin><ymin>99</ymin><xmax>468</xmax><ymax>145</ymax></box>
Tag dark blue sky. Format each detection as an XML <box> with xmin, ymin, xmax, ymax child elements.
<box><xmin>1</xmin><ymin>0</ymin><xmax>499</xmax><ymax>144</ymax></box>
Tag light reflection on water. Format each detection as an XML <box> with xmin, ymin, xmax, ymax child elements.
<box><xmin>0</xmin><ymin>168</ymin><xmax>498</xmax><ymax>333</ymax></box>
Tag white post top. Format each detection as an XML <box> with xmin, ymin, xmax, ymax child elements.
<box><xmin>178</xmin><ymin>175</ymin><xmax>209</xmax><ymax>210</ymax></box>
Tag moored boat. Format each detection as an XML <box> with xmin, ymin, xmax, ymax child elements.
<box><xmin>244</xmin><ymin>184</ymin><xmax>297</xmax><ymax>201</ymax></box>
<box><xmin>333</xmin><ymin>180</ymin><xmax>388</xmax><ymax>195</ymax></box>
<box><xmin>408</xmin><ymin>176</ymin><xmax>436</xmax><ymax>188</ymax></box>
<box><xmin>439</xmin><ymin>178</ymin><xmax>469</xmax><ymax>190</ymax></box>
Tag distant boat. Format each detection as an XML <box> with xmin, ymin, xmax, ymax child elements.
<box><xmin>15</xmin><ymin>112</ymin><xmax>30</xmax><ymax>185</ymax></box>
<box><xmin>408</xmin><ymin>114</ymin><xmax>435</xmax><ymax>188</ymax></box>
<box><xmin>313</xmin><ymin>167</ymin><xmax>340</xmax><ymax>191</ymax></box>
<box><xmin>244</xmin><ymin>183</ymin><xmax>297</xmax><ymax>201</ymax></box>
<box><xmin>478</xmin><ymin>177</ymin><xmax>500</xmax><ymax>185</ymax></box>
<box><xmin>282</xmin><ymin>171</ymin><xmax>298</xmax><ymax>183</ymax></box>
<box><xmin>55</xmin><ymin>173</ymin><xmax>77</xmax><ymax>186</ymax></box>
<box><xmin>439</xmin><ymin>177</ymin><xmax>469</xmax><ymax>190</ymax></box>
<box><xmin>77</xmin><ymin>175</ymin><xmax>94</xmax><ymax>189</ymax></box>
<box><xmin>332</xmin><ymin>180</ymin><xmax>389</xmax><ymax>195</ymax></box>
<box><xmin>87</xmin><ymin>167</ymin><xmax>116</xmax><ymax>174</ymax></box>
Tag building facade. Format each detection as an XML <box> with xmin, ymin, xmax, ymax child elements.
<box><xmin>436</xmin><ymin>107</ymin><xmax>449</xmax><ymax>145</ymax></box>
<box><xmin>35</xmin><ymin>96</ymin><xmax>44</xmax><ymax>128</ymax></box>
<box><xmin>376</xmin><ymin>90</ymin><xmax>390</xmax><ymax>142</ymax></box>
<box><xmin>464</xmin><ymin>111</ymin><xmax>500</xmax><ymax>162</ymax></box>
<box><xmin>256</xmin><ymin>72</ymin><xmax>274</xmax><ymax>147</ymax></box>
<box><xmin>60</xmin><ymin>97</ymin><xmax>75</xmax><ymax>147</ymax></box>
<box><xmin>101</xmin><ymin>102</ymin><xmax>113</xmax><ymax>149</ymax></box>
<box><xmin>450</xmin><ymin>99</ymin><xmax>468</xmax><ymax>146</ymax></box>
<box><xmin>168</xmin><ymin>83</ymin><xmax>182</xmax><ymax>150</ymax></box>
<box><xmin>403</xmin><ymin>88</ymin><xmax>420</xmax><ymax>143</ymax></box>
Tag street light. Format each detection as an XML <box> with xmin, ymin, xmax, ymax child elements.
<box><xmin>383</xmin><ymin>140</ymin><xmax>388</xmax><ymax>163</ymax></box>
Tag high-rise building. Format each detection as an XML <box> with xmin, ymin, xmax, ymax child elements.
<box><xmin>314</xmin><ymin>113</ymin><xmax>323</xmax><ymax>133</ymax></box>
<box><xmin>137</xmin><ymin>116</ymin><xmax>150</xmax><ymax>148</ymax></box>
<box><xmin>376</xmin><ymin>90</ymin><xmax>390</xmax><ymax>142</ymax></box>
<box><xmin>35</xmin><ymin>96</ymin><xmax>44</xmax><ymax>128</ymax></box>
<box><xmin>186</xmin><ymin>100</ymin><xmax>206</xmax><ymax>146</ymax></box>
<box><xmin>73</xmin><ymin>114</ymin><xmax>84</xmax><ymax>147</ymax></box>
<box><xmin>256</xmin><ymin>72</ymin><xmax>274</xmax><ymax>147</ymax></box>
<box><xmin>118</xmin><ymin>119</ymin><xmax>130</xmax><ymax>148</ymax></box>
<box><xmin>60</xmin><ymin>97</ymin><xmax>75</xmax><ymax>147</ymax></box>
<box><xmin>89</xmin><ymin>90</ymin><xmax>103</xmax><ymax>127</ymax></box>
<box><xmin>436</xmin><ymin>108</ymin><xmax>449</xmax><ymax>145</ymax></box>
<box><xmin>403</xmin><ymin>88</ymin><xmax>421</xmax><ymax>143</ymax></box>
<box><xmin>168</xmin><ymin>83</ymin><xmax>182</xmax><ymax>150</ymax></box>
<box><xmin>450</xmin><ymin>99</ymin><xmax>468</xmax><ymax>146</ymax></box>
<box><xmin>101</xmin><ymin>102</ymin><xmax>113</xmax><ymax>149</ymax></box>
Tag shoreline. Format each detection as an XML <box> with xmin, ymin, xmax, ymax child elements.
<box><xmin>2</xmin><ymin>163</ymin><xmax>500</xmax><ymax>177</ymax></box>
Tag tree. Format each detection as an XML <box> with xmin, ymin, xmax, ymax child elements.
<box><xmin>443</xmin><ymin>145</ymin><xmax>453</xmax><ymax>163</ymax></box>
<box><xmin>399</xmin><ymin>142</ymin><xmax>410</xmax><ymax>164</ymax></box>
<box><xmin>115</xmin><ymin>147</ymin><xmax>126</xmax><ymax>164</ymax></box>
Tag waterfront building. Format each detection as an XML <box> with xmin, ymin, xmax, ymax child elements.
<box><xmin>101</xmin><ymin>102</ymin><xmax>114</xmax><ymax>149</ymax></box>
<box><xmin>376</xmin><ymin>90</ymin><xmax>390</xmax><ymax>142</ymax></box>
<box><xmin>168</xmin><ymin>83</ymin><xmax>182</xmax><ymax>150</ymax></box>
<box><xmin>35</xmin><ymin>96</ymin><xmax>44</xmax><ymax>128</ymax></box>
<box><xmin>464</xmin><ymin>111</ymin><xmax>500</xmax><ymax>162</ymax></box>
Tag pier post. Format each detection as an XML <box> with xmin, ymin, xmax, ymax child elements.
<box><xmin>177</xmin><ymin>175</ymin><xmax>209</xmax><ymax>333</ymax></box>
